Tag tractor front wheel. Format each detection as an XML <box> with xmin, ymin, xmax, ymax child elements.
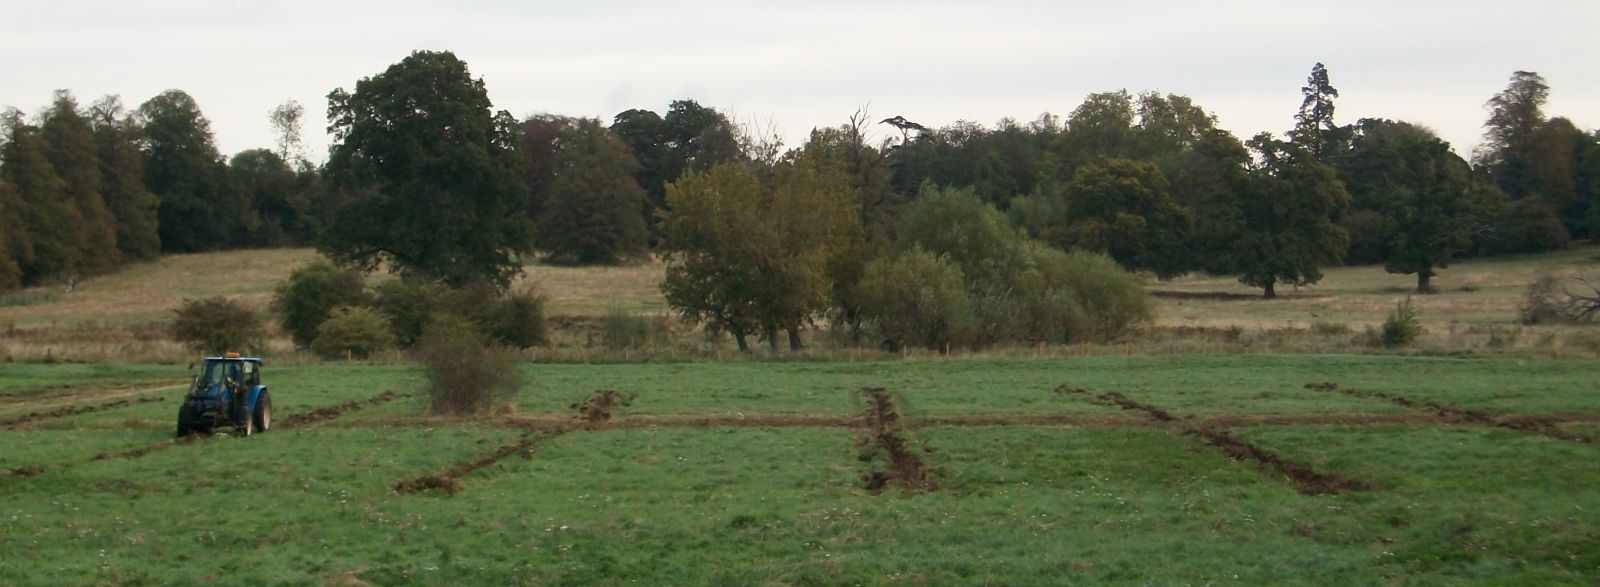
<box><xmin>237</xmin><ymin>405</ymin><xmax>254</xmax><ymax>437</ymax></box>
<box><xmin>253</xmin><ymin>391</ymin><xmax>272</xmax><ymax>433</ymax></box>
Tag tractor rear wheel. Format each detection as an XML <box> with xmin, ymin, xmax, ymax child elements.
<box><xmin>176</xmin><ymin>405</ymin><xmax>194</xmax><ymax>438</ymax></box>
<box><xmin>253</xmin><ymin>391</ymin><xmax>272</xmax><ymax>432</ymax></box>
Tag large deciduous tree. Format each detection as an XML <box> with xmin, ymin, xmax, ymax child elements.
<box><xmin>88</xmin><ymin>96</ymin><xmax>160</xmax><ymax>260</ymax></box>
<box><xmin>1058</xmin><ymin>157</ymin><xmax>1192</xmax><ymax>279</ymax></box>
<box><xmin>0</xmin><ymin>179</ymin><xmax>28</xmax><ymax>291</ymax></box>
<box><xmin>2</xmin><ymin>110</ymin><xmax>84</xmax><ymax>282</ymax></box>
<box><xmin>42</xmin><ymin>91</ymin><xmax>118</xmax><ymax>272</ymax></box>
<box><xmin>322</xmin><ymin>50</ymin><xmax>533</xmax><ymax>288</ymax></box>
<box><xmin>1232</xmin><ymin>134</ymin><xmax>1350</xmax><ymax>298</ymax></box>
<box><xmin>1477</xmin><ymin>71</ymin><xmax>1549</xmax><ymax>199</ymax></box>
<box><xmin>535</xmin><ymin>118</ymin><xmax>650</xmax><ymax>265</ymax></box>
<box><xmin>137</xmin><ymin>89</ymin><xmax>236</xmax><ymax>252</ymax></box>
<box><xmin>229</xmin><ymin>148</ymin><xmax>307</xmax><ymax>246</ymax></box>
<box><xmin>1340</xmin><ymin>119</ymin><xmax>1476</xmax><ymax>293</ymax></box>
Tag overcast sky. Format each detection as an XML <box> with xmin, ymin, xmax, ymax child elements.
<box><xmin>4</xmin><ymin>1</ymin><xmax>1596</xmax><ymax>162</ymax></box>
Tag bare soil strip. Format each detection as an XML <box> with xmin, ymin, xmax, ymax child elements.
<box><xmin>1304</xmin><ymin>382</ymin><xmax>1599</xmax><ymax>445</ymax></box>
<box><xmin>393</xmin><ymin>431</ymin><xmax>562</xmax><ymax>495</ymax></box>
<box><xmin>274</xmin><ymin>391</ymin><xmax>400</xmax><ymax>428</ymax></box>
<box><xmin>0</xmin><ymin>380</ymin><xmax>173</xmax><ymax>409</ymax></box>
<box><xmin>0</xmin><ymin>395</ymin><xmax>167</xmax><ymax>429</ymax></box>
<box><xmin>1055</xmin><ymin>385</ymin><xmax>1377</xmax><ymax>495</ymax></box>
<box><xmin>856</xmin><ymin>387</ymin><xmax>935</xmax><ymax>494</ymax></box>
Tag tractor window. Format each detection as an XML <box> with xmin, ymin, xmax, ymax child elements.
<box><xmin>243</xmin><ymin>362</ymin><xmax>259</xmax><ymax>386</ymax></box>
<box><xmin>201</xmin><ymin>362</ymin><xmax>227</xmax><ymax>386</ymax></box>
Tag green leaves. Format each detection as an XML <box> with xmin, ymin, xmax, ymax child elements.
<box><xmin>321</xmin><ymin>50</ymin><xmax>533</xmax><ymax>288</ymax></box>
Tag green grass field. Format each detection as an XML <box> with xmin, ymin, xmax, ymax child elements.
<box><xmin>2</xmin><ymin>355</ymin><xmax>1597</xmax><ymax>585</ymax></box>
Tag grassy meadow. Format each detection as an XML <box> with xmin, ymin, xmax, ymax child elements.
<box><xmin>0</xmin><ymin>246</ymin><xmax>1597</xmax><ymax>584</ymax></box>
<box><xmin>1</xmin><ymin>356</ymin><xmax>1598</xmax><ymax>585</ymax></box>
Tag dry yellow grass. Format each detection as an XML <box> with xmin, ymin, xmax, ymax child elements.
<box><xmin>0</xmin><ymin>244</ymin><xmax>1594</xmax><ymax>363</ymax></box>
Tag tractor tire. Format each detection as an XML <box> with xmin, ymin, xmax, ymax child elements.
<box><xmin>253</xmin><ymin>391</ymin><xmax>272</xmax><ymax>433</ymax></box>
<box><xmin>176</xmin><ymin>405</ymin><xmax>194</xmax><ymax>438</ymax></box>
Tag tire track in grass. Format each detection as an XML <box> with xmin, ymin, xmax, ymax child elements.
<box><xmin>855</xmin><ymin>387</ymin><xmax>935</xmax><ymax>495</ymax></box>
<box><xmin>393</xmin><ymin>389</ymin><xmax>635</xmax><ymax>495</ymax></box>
<box><xmin>1304</xmin><ymin>381</ymin><xmax>1599</xmax><ymax>445</ymax></box>
<box><xmin>0</xmin><ymin>395</ymin><xmax>168</xmax><ymax>430</ymax></box>
<box><xmin>3</xmin><ymin>390</ymin><xmax>404</xmax><ymax>479</ymax></box>
<box><xmin>1054</xmin><ymin>385</ymin><xmax>1377</xmax><ymax>495</ymax></box>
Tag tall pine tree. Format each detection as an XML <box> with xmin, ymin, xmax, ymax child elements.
<box><xmin>2</xmin><ymin>110</ymin><xmax>85</xmax><ymax>282</ymax></box>
<box><xmin>42</xmin><ymin>91</ymin><xmax>118</xmax><ymax>272</ymax></box>
<box><xmin>89</xmin><ymin>96</ymin><xmax>161</xmax><ymax>260</ymax></box>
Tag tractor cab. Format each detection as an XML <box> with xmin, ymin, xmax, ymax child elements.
<box><xmin>177</xmin><ymin>353</ymin><xmax>273</xmax><ymax>437</ymax></box>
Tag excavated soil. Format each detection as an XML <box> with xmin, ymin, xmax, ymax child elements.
<box><xmin>856</xmin><ymin>387</ymin><xmax>934</xmax><ymax>494</ymax></box>
<box><xmin>1304</xmin><ymin>382</ymin><xmax>1599</xmax><ymax>445</ymax></box>
<box><xmin>0</xmin><ymin>395</ymin><xmax>166</xmax><ymax>429</ymax></box>
<box><xmin>1063</xmin><ymin>384</ymin><xmax>1377</xmax><ymax>495</ymax></box>
<box><xmin>571</xmin><ymin>390</ymin><xmax>633</xmax><ymax>427</ymax></box>
<box><xmin>275</xmin><ymin>390</ymin><xmax>400</xmax><ymax>428</ymax></box>
<box><xmin>394</xmin><ymin>433</ymin><xmax>551</xmax><ymax>495</ymax></box>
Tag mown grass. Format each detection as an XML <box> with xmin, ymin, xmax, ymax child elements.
<box><xmin>1</xmin><ymin>355</ymin><xmax>1597</xmax><ymax>584</ymax></box>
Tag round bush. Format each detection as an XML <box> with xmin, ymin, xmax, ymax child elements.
<box><xmin>310</xmin><ymin>305</ymin><xmax>393</xmax><ymax>360</ymax></box>
<box><xmin>271</xmin><ymin>260</ymin><xmax>370</xmax><ymax>348</ymax></box>
<box><xmin>170</xmin><ymin>296</ymin><xmax>264</xmax><ymax>355</ymax></box>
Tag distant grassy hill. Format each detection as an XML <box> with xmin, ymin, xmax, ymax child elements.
<box><xmin>0</xmin><ymin>245</ymin><xmax>1594</xmax><ymax>362</ymax></box>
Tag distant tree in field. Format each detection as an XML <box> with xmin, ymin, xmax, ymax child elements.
<box><xmin>229</xmin><ymin>149</ymin><xmax>307</xmax><ymax>246</ymax></box>
<box><xmin>757</xmin><ymin>146</ymin><xmax>861</xmax><ymax>351</ymax></box>
<box><xmin>1290</xmin><ymin>62</ymin><xmax>1347</xmax><ymax>160</ymax></box>
<box><xmin>322</xmin><ymin>50</ymin><xmax>533</xmax><ymax>288</ymax></box>
<box><xmin>610</xmin><ymin>100</ymin><xmax>742</xmax><ymax>237</ymax></box>
<box><xmin>2</xmin><ymin>110</ymin><xmax>84</xmax><ymax>282</ymax></box>
<box><xmin>0</xmin><ymin>179</ymin><xmax>28</xmax><ymax>290</ymax></box>
<box><xmin>657</xmin><ymin>164</ymin><xmax>766</xmax><ymax>351</ymax></box>
<box><xmin>518</xmin><ymin>113</ymin><xmax>573</xmax><ymax>220</ymax></box>
<box><xmin>1131</xmin><ymin>93</ymin><xmax>1252</xmax><ymax>275</ymax></box>
<box><xmin>42</xmin><ymin>91</ymin><xmax>118</xmax><ymax>273</ymax></box>
<box><xmin>267</xmin><ymin>99</ymin><xmax>307</xmax><ymax>167</ymax></box>
<box><xmin>271</xmin><ymin>259</ymin><xmax>371</xmax><ymax>349</ymax></box>
<box><xmin>1231</xmin><ymin>134</ymin><xmax>1350</xmax><ymax>298</ymax></box>
<box><xmin>1528</xmin><ymin>117</ymin><xmax>1597</xmax><ymax>238</ymax></box>
<box><xmin>88</xmin><ymin>96</ymin><xmax>160</xmax><ymax>260</ymax></box>
<box><xmin>1057</xmin><ymin>91</ymin><xmax>1136</xmax><ymax>172</ymax></box>
<box><xmin>137</xmin><ymin>89</ymin><xmax>238</xmax><ymax>252</ymax></box>
<box><xmin>1477</xmin><ymin>71</ymin><xmax>1549</xmax><ymax>199</ymax></box>
<box><xmin>1058</xmin><ymin>157</ymin><xmax>1192</xmax><ymax>279</ymax></box>
<box><xmin>1340</xmin><ymin>119</ymin><xmax>1476</xmax><ymax>293</ymax></box>
<box><xmin>537</xmin><ymin>118</ymin><xmax>650</xmax><ymax>265</ymax></box>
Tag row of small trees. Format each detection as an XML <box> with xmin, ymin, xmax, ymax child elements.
<box><xmin>0</xmin><ymin>91</ymin><xmax>317</xmax><ymax>293</ymax></box>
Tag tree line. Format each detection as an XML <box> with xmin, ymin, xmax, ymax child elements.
<box><xmin>3</xmin><ymin>52</ymin><xmax>1594</xmax><ymax>323</ymax></box>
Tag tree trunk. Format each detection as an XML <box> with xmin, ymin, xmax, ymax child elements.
<box><xmin>787</xmin><ymin>327</ymin><xmax>803</xmax><ymax>352</ymax></box>
<box><xmin>1416</xmin><ymin>269</ymin><xmax>1434</xmax><ymax>294</ymax></box>
<box><xmin>766</xmin><ymin>327</ymin><xmax>780</xmax><ymax>355</ymax></box>
<box><xmin>1263</xmin><ymin>281</ymin><xmax>1277</xmax><ymax>299</ymax></box>
<box><xmin>733</xmin><ymin>330</ymin><xmax>750</xmax><ymax>353</ymax></box>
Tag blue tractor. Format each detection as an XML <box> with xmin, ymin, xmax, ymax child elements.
<box><xmin>177</xmin><ymin>354</ymin><xmax>273</xmax><ymax>437</ymax></box>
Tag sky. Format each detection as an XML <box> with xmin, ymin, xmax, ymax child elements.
<box><xmin>3</xmin><ymin>1</ymin><xmax>1596</xmax><ymax>162</ymax></box>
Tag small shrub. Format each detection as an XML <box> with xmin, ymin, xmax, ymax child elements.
<box><xmin>601</xmin><ymin>301</ymin><xmax>666</xmax><ymax>350</ymax></box>
<box><xmin>271</xmin><ymin>260</ymin><xmax>370</xmax><ymax>348</ymax></box>
<box><xmin>1380</xmin><ymin>297</ymin><xmax>1422</xmax><ymax>348</ymax></box>
<box><xmin>416</xmin><ymin>315</ymin><xmax>523</xmax><ymax>416</ymax></box>
<box><xmin>482</xmin><ymin>285</ymin><xmax>548</xmax><ymax>349</ymax></box>
<box><xmin>170</xmin><ymin>297</ymin><xmax>264</xmax><ymax>355</ymax></box>
<box><xmin>310</xmin><ymin>306</ymin><xmax>393</xmax><ymax>360</ymax></box>
<box><xmin>1048</xmin><ymin>249</ymin><xmax>1153</xmax><ymax>343</ymax></box>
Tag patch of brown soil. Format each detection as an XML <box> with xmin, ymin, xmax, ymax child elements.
<box><xmin>394</xmin><ymin>432</ymin><xmax>555</xmax><ymax>495</ymax></box>
<box><xmin>571</xmin><ymin>390</ymin><xmax>633</xmax><ymax>427</ymax></box>
<box><xmin>1304</xmin><ymin>382</ymin><xmax>1599</xmax><ymax>445</ymax></box>
<box><xmin>1183</xmin><ymin>428</ymin><xmax>1378</xmax><ymax>495</ymax></box>
<box><xmin>0</xmin><ymin>395</ymin><xmax>166</xmax><ymax>429</ymax></box>
<box><xmin>0</xmin><ymin>380</ymin><xmax>174</xmax><ymax>410</ymax></box>
<box><xmin>856</xmin><ymin>387</ymin><xmax>934</xmax><ymax>494</ymax></box>
<box><xmin>276</xmin><ymin>391</ymin><xmax>400</xmax><ymax>429</ymax></box>
<box><xmin>1067</xmin><ymin>384</ymin><xmax>1377</xmax><ymax>495</ymax></box>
